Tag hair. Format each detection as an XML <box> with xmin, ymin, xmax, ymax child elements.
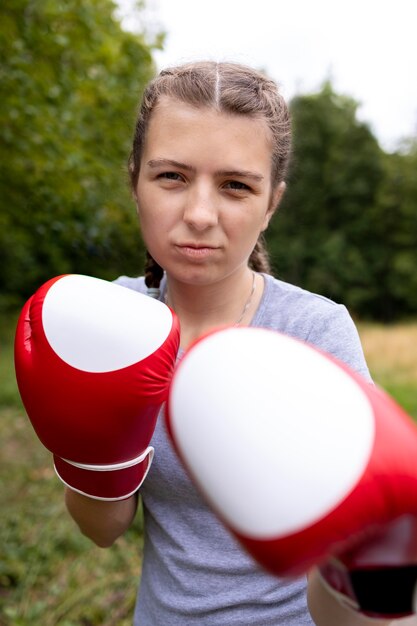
<box><xmin>128</xmin><ymin>61</ymin><xmax>292</xmax><ymax>289</ymax></box>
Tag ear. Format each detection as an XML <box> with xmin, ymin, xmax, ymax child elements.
<box><xmin>261</xmin><ymin>182</ymin><xmax>286</xmax><ymax>231</ymax></box>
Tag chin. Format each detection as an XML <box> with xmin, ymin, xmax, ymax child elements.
<box><xmin>167</xmin><ymin>266</ymin><xmax>221</xmax><ymax>287</ymax></box>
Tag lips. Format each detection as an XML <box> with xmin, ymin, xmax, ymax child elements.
<box><xmin>175</xmin><ymin>243</ymin><xmax>219</xmax><ymax>260</ymax></box>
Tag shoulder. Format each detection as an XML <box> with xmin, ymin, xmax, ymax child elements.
<box><xmin>113</xmin><ymin>275</ymin><xmax>147</xmax><ymax>294</ymax></box>
<box><xmin>258</xmin><ymin>275</ymin><xmax>372</xmax><ymax>381</ymax></box>
<box><xmin>263</xmin><ymin>274</ymin><xmax>340</xmax><ymax>311</ymax></box>
<box><xmin>259</xmin><ymin>274</ymin><xmax>349</xmax><ymax>332</ymax></box>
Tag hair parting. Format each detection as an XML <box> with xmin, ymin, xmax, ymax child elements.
<box><xmin>214</xmin><ymin>62</ymin><xmax>221</xmax><ymax>108</ymax></box>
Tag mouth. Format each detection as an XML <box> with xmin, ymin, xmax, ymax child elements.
<box><xmin>175</xmin><ymin>243</ymin><xmax>219</xmax><ymax>259</ymax></box>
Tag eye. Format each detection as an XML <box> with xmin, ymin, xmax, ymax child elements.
<box><xmin>158</xmin><ymin>171</ymin><xmax>183</xmax><ymax>181</ymax></box>
<box><xmin>224</xmin><ymin>180</ymin><xmax>251</xmax><ymax>192</ymax></box>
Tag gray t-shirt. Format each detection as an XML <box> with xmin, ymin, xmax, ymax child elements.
<box><xmin>114</xmin><ymin>273</ymin><xmax>371</xmax><ymax>625</ymax></box>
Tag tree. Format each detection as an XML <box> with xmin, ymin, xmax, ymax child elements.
<box><xmin>0</xmin><ymin>0</ymin><xmax>160</xmax><ymax>306</ymax></box>
<box><xmin>373</xmin><ymin>141</ymin><xmax>417</xmax><ymax>319</ymax></box>
<box><xmin>267</xmin><ymin>82</ymin><xmax>386</xmax><ymax>318</ymax></box>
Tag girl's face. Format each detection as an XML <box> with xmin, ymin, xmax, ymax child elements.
<box><xmin>136</xmin><ymin>96</ymin><xmax>284</xmax><ymax>287</ymax></box>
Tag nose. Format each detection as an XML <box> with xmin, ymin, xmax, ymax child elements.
<box><xmin>183</xmin><ymin>182</ymin><xmax>218</xmax><ymax>231</ymax></box>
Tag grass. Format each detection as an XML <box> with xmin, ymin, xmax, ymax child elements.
<box><xmin>1</xmin><ymin>312</ymin><xmax>417</xmax><ymax>625</ymax></box>
<box><xmin>358</xmin><ymin>321</ymin><xmax>417</xmax><ymax>419</ymax></box>
<box><xmin>0</xmin><ymin>312</ymin><xmax>143</xmax><ymax>626</ymax></box>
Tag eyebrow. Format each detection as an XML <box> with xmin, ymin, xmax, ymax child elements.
<box><xmin>147</xmin><ymin>158</ymin><xmax>196</xmax><ymax>172</ymax></box>
<box><xmin>146</xmin><ymin>159</ymin><xmax>264</xmax><ymax>182</ymax></box>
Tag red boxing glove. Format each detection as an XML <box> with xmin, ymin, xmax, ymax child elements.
<box><xmin>166</xmin><ymin>326</ymin><xmax>417</xmax><ymax>619</ymax></box>
<box><xmin>15</xmin><ymin>274</ymin><xmax>180</xmax><ymax>501</ymax></box>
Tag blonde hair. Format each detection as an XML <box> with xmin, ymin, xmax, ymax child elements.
<box><xmin>129</xmin><ymin>61</ymin><xmax>292</xmax><ymax>288</ymax></box>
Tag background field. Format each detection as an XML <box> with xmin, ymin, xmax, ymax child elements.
<box><xmin>358</xmin><ymin>321</ymin><xmax>417</xmax><ymax>418</ymax></box>
<box><xmin>0</xmin><ymin>312</ymin><xmax>142</xmax><ymax>626</ymax></box>
<box><xmin>1</xmin><ymin>313</ymin><xmax>417</xmax><ymax>625</ymax></box>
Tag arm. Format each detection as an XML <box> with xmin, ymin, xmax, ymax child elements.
<box><xmin>15</xmin><ymin>275</ymin><xmax>179</xmax><ymax>539</ymax></box>
<box><xmin>64</xmin><ymin>488</ymin><xmax>138</xmax><ymax>548</ymax></box>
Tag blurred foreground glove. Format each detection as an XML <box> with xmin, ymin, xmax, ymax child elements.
<box><xmin>15</xmin><ymin>274</ymin><xmax>180</xmax><ymax>500</ymax></box>
<box><xmin>166</xmin><ymin>326</ymin><xmax>417</xmax><ymax>619</ymax></box>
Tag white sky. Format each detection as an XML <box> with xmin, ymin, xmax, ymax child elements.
<box><xmin>116</xmin><ymin>0</ymin><xmax>417</xmax><ymax>152</ymax></box>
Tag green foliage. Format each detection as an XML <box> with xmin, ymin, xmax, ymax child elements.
<box><xmin>268</xmin><ymin>83</ymin><xmax>382</xmax><ymax>315</ymax></box>
<box><xmin>0</xmin><ymin>0</ymin><xmax>160</xmax><ymax>305</ymax></box>
<box><xmin>373</xmin><ymin>144</ymin><xmax>417</xmax><ymax>319</ymax></box>
<box><xmin>267</xmin><ymin>82</ymin><xmax>417</xmax><ymax>321</ymax></box>
<box><xmin>1</xmin><ymin>4</ymin><xmax>158</xmax><ymax>617</ymax></box>
<box><xmin>0</xmin><ymin>311</ymin><xmax>22</xmax><ymax>408</ymax></box>
<box><xmin>1</xmin><ymin>2</ymin><xmax>416</xmax><ymax>321</ymax></box>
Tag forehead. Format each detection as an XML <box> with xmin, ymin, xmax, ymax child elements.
<box><xmin>143</xmin><ymin>96</ymin><xmax>273</xmax><ymax>173</ymax></box>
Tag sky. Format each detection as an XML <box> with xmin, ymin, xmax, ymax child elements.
<box><xmin>116</xmin><ymin>0</ymin><xmax>417</xmax><ymax>152</ymax></box>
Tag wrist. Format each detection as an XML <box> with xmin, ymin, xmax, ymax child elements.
<box><xmin>64</xmin><ymin>487</ymin><xmax>138</xmax><ymax>547</ymax></box>
<box><xmin>308</xmin><ymin>568</ymin><xmax>392</xmax><ymax>625</ymax></box>
<box><xmin>319</xmin><ymin>559</ymin><xmax>417</xmax><ymax>620</ymax></box>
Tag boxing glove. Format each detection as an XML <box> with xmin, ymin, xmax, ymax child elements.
<box><xmin>15</xmin><ymin>274</ymin><xmax>180</xmax><ymax>500</ymax></box>
<box><xmin>166</xmin><ymin>326</ymin><xmax>417</xmax><ymax>619</ymax></box>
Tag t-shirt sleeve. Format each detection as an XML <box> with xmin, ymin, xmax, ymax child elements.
<box><xmin>113</xmin><ymin>275</ymin><xmax>147</xmax><ymax>294</ymax></box>
<box><xmin>305</xmin><ymin>304</ymin><xmax>372</xmax><ymax>382</ymax></box>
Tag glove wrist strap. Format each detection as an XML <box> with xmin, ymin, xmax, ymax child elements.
<box><xmin>61</xmin><ymin>446</ymin><xmax>154</xmax><ymax>472</ymax></box>
<box><xmin>53</xmin><ymin>447</ymin><xmax>154</xmax><ymax>501</ymax></box>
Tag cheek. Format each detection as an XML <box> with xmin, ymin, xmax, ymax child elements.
<box><xmin>135</xmin><ymin>199</ymin><xmax>155</xmax><ymax>247</ymax></box>
<box><xmin>137</xmin><ymin>185</ymin><xmax>173</xmax><ymax>223</ymax></box>
<box><xmin>136</xmin><ymin>190</ymin><xmax>157</xmax><ymax>233</ymax></box>
<box><xmin>223</xmin><ymin>215</ymin><xmax>263</xmax><ymax>262</ymax></box>
<box><xmin>232</xmin><ymin>206</ymin><xmax>270</xmax><ymax>240</ymax></box>
<box><xmin>136</xmin><ymin>198</ymin><xmax>174</xmax><ymax>258</ymax></box>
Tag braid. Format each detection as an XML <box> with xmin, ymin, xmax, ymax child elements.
<box><xmin>144</xmin><ymin>251</ymin><xmax>164</xmax><ymax>290</ymax></box>
<box><xmin>249</xmin><ymin>235</ymin><xmax>272</xmax><ymax>274</ymax></box>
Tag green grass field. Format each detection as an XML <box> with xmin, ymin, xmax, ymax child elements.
<box><xmin>1</xmin><ymin>313</ymin><xmax>417</xmax><ymax>625</ymax></box>
<box><xmin>358</xmin><ymin>321</ymin><xmax>417</xmax><ymax>419</ymax></box>
<box><xmin>1</xmin><ymin>313</ymin><xmax>143</xmax><ymax>626</ymax></box>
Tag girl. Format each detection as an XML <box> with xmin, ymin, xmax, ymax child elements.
<box><xmin>66</xmin><ymin>61</ymin><xmax>396</xmax><ymax>625</ymax></box>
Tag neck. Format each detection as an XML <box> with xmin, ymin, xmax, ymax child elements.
<box><xmin>164</xmin><ymin>268</ymin><xmax>263</xmax><ymax>349</ymax></box>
